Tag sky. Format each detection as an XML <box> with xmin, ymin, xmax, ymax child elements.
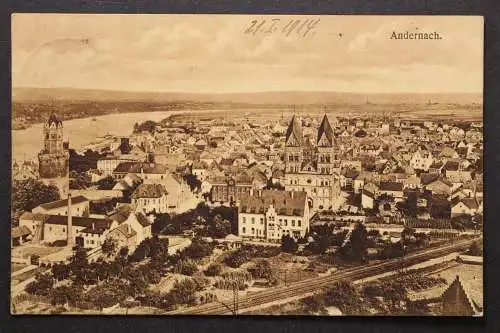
<box><xmin>12</xmin><ymin>14</ymin><xmax>483</xmax><ymax>94</ymax></box>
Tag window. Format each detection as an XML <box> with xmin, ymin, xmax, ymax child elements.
<box><xmin>62</xmin><ymin>227</ymin><xmax>66</xmax><ymax>232</ymax></box>
<box><xmin>242</xmin><ymin>217</ymin><xmax>246</xmax><ymax>223</ymax></box>
<box><xmin>260</xmin><ymin>218</ymin><xmax>264</xmax><ymax>224</ymax></box>
<box><xmin>292</xmin><ymin>220</ymin><xmax>295</xmax><ymax>227</ymax></box>
<box><xmin>242</xmin><ymin>227</ymin><xmax>246</xmax><ymax>233</ymax></box>
<box><xmin>284</xmin><ymin>219</ymin><xmax>288</xmax><ymax>226</ymax></box>
<box><xmin>298</xmin><ymin>220</ymin><xmax>301</xmax><ymax>227</ymax></box>
<box><xmin>251</xmin><ymin>217</ymin><xmax>255</xmax><ymax>224</ymax></box>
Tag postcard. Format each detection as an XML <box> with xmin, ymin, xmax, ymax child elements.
<box><xmin>11</xmin><ymin>14</ymin><xmax>483</xmax><ymax>316</ymax></box>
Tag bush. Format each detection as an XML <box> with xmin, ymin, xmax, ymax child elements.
<box><xmin>281</xmin><ymin>235</ymin><xmax>298</xmax><ymax>254</ymax></box>
<box><xmin>204</xmin><ymin>263</ymin><xmax>223</xmax><ymax>277</ymax></box>
<box><xmin>323</xmin><ymin>280</ymin><xmax>367</xmax><ymax>315</ymax></box>
<box><xmin>183</xmin><ymin>238</ymin><xmax>214</xmax><ymax>260</ymax></box>
<box><xmin>224</xmin><ymin>249</ymin><xmax>251</xmax><ymax>268</ymax></box>
<box><xmin>25</xmin><ymin>273</ymin><xmax>53</xmax><ymax>296</ymax></box>
<box><xmin>173</xmin><ymin>259</ymin><xmax>198</xmax><ymax>276</ymax></box>
<box><xmin>248</xmin><ymin>259</ymin><xmax>273</xmax><ymax>280</ymax></box>
<box><xmin>50</xmin><ymin>284</ymin><xmax>84</xmax><ymax>306</ymax></box>
<box><xmin>164</xmin><ymin>278</ymin><xmax>198</xmax><ymax>308</ymax></box>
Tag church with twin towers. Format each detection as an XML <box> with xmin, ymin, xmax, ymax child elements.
<box><xmin>284</xmin><ymin>114</ymin><xmax>342</xmax><ymax>212</ymax></box>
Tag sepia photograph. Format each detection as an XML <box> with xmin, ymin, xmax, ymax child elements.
<box><xmin>10</xmin><ymin>14</ymin><xmax>483</xmax><ymax>316</ymax></box>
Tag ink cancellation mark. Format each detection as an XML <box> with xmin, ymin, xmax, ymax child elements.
<box><xmin>244</xmin><ymin>18</ymin><xmax>321</xmax><ymax>38</ymax></box>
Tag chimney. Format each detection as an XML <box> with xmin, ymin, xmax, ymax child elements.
<box><xmin>67</xmin><ymin>193</ymin><xmax>74</xmax><ymax>246</ymax></box>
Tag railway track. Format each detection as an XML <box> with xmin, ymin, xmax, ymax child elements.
<box><xmin>167</xmin><ymin>237</ymin><xmax>481</xmax><ymax>315</ymax></box>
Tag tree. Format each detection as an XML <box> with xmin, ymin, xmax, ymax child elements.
<box><xmin>340</xmin><ymin>223</ymin><xmax>368</xmax><ymax>262</ymax></box>
<box><xmin>50</xmin><ymin>284</ymin><xmax>83</xmax><ymax>306</ymax></box>
<box><xmin>12</xmin><ymin>179</ymin><xmax>60</xmax><ymax>215</ymax></box>
<box><xmin>133</xmin><ymin>120</ymin><xmax>157</xmax><ymax>133</ymax></box>
<box><xmin>173</xmin><ymin>259</ymin><xmax>198</xmax><ymax>276</ymax></box>
<box><xmin>264</xmin><ymin>179</ymin><xmax>285</xmax><ymax>190</ymax></box>
<box><xmin>468</xmin><ymin>241</ymin><xmax>482</xmax><ymax>256</ymax></box>
<box><xmin>69</xmin><ymin>172</ymin><xmax>92</xmax><ymax>190</ymax></box>
<box><xmin>51</xmin><ymin>263</ymin><xmax>70</xmax><ymax>281</ymax></box>
<box><xmin>323</xmin><ymin>280</ymin><xmax>365</xmax><ymax>314</ymax></box>
<box><xmin>183</xmin><ymin>238</ymin><xmax>214</xmax><ymax>260</ymax></box>
<box><xmin>249</xmin><ymin>259</ymin><xmax>273</xmax><ymax>280</ymax></box>
<box><xmin>101</xmin><ymin>238</ymin><xmax>117</xmax><ymax>257</ymax></box>
<box><xmin>210</xmin><ymin>214</ymin><xmax>232</xmax><ymax>238</ymax></box>
<box><xmin>204</xmin><ymin>263</ymin><xmax>222</xmax><ymax>277</ymax></box>
<box><xmin>25</xmin><ymin>273</ymin><xmax>54</xmax><ymax>296</ymax></box>
<box><xmin>96</xmin><ymin>176</ymin><xmax>117</xmax><ymax>190</ymax></box>
<box><xmin>380</xmin><ymin>241</ymin><xmax>405</xmax><ymax>259</ymax></box>
<box><xmin>68</xmin><ymin>245</ymin><xmax>92</xmax><ymax>285</ymax></box>
<box><xmin>118</xmin><ymin>246</ymin><xmax>129</xmax><ymax>258</ymax></box>
<box><xmin>281</xmin><ymin>235</ymin><xmax>298</xmax><ymax>254</ymax></box>
<box><xmin>183</xmin><ymin>174</ymin><xmax>202</xmax><ymax>192</ymax></box>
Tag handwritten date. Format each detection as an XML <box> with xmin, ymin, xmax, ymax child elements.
<box><xmin>244</xmin><ymin>18</ymin><xmax>320</xmax><ymax>38</ymax></box>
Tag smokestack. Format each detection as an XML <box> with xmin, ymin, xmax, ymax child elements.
<box><xmin>67</xmin><ymin>193</ymin><xmax>74</xmax><ymax>246</ymax></box>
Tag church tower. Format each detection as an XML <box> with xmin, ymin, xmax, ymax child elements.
<box><xmin>38</xmin><ymin>113</ymin><xmax>69</xmax><ymax>197</ymax></box>
<box><xmin>316</xmin><ymin>114</ymin><xmax>335</xmax><ymax>174</ymax></box>
<box><xmin>284</xmin><ymin>115</ymin><xmax>304</xmax><ymax>174</ymax></box>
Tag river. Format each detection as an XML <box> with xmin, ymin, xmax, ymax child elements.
<box><xmin>12</xmin><ymin>111</ymin><xmax>185</xmax><ymax>161</ymax></box>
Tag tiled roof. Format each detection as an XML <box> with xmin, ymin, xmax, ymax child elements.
<box><xmin>285</xmin><ymin>115</ymin><xmax>303</xmax><ymax>147</ymax></box>
<box><xmin>38</xmin><ymin>195</ymin><xmax>88</xmax><ymax>210</ymax></box>
<box><xmin>443</xmin><ymin>160</ymin><xmax>460</xmax><ymax>171</ymax></box>
<box><xmin>114</xmin><ymin>162</ymin><xmax>168</xmax><ymax>174</ymax></box>
<box><xmin>132</xmin><ymin>183</ymin><xmax>168</xmax><ymax>199</ymax></box>
<box><xmin>112</xmin><ymin>223</ymin><xmax>137</xmax><ymax>238</ymax></box>
<box><xmin>81</xmin><ymin>219</ymin><xmax>114</xmax><ymax>235</ymax></box>
<box><xmin>317</xmin><ymin>114</ymin><xmax>334</xmax><ymax>146</ymax></box>
<box><xmin>239</xmin><ymin>190</ymin><xmax>307</xmax><ymax>217</ymax></box>
<box><xmin>420</xmin><ymin>172</ymin><xmax>440</xmax><ymax>185</ymax></box>
<box><xmin>135</xmin><ymin>212</ymin><xmax>151</xmax><ymax>227</ymax></box>
<box><xmin>379</xmin><ymin>181</ymin><xmax>403</xmax><ymax>192</ymax></box>
<box><xmin>12</xmin><ymin>225</ymin><xmax>31</xmax><ymax>238</ymax></box>
<box><xmin>45</xmin><ymin>214</ymin><xmax>113</xmax><ymax>229</ymax></box>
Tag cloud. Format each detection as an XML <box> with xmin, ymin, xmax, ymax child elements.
<box><xmin>12</xmin><ymin>14</ymin><xmax>483</xmax><ymax>93</ymax></box>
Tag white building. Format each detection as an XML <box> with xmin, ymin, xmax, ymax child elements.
<box><xmin>237</xmin><ymin>190</ymin><xmax>310</xmax><ymax>241</ymax></box>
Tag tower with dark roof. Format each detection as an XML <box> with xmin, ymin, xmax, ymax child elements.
<box><xmin>317</xmin><ymin>114</ymin><xmax>335</xmax><ymax>174</ymax></box>
<box><xmin>38</xmin><ymin>113</ymin><xmax>69</xmax><ymax>197</ymax></box>
<box><xmin>284</xmin><ymin>115</ymin><xmax>304</xmax><ymax>174</ymax></box>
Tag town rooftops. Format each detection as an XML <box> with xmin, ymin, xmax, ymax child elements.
<box><xmin>12</xmin><ymin>225</ymin><xmax>31</xmax><ymax>239</ymax></box>
<box><xmin>443</xmin><ymin>160</ymin><xmax>460</xmax><ymax>171</ymax></box>
<box><xmin>81</xmin><ymin>219</ymin><xmax>115</xmax><ymax>235</ymax></box>
<box><xmin>112</xmin><ymin>223</ymin><xmax>137</xmax><ymax>239</ymax></box>
<box><xmin>239</xmin><ymin>190</ymin><xmax>307</xmax><ymax>217</ymax></box>
<box><xmin>44</xmin><ymin>214</ymin><xmax>113</xmax><ymax>228</ymax></box>
<box><xmin>132</xmin><ymin>183</ymin><xmax>168</xmax><ymax>199</ymax></box>
<box><xmin>420</xmin><ymin>172</ymin><xmax>441</xmax><ymax>185</ymax></box>
<box><xmin>114</xmin><ymin>162</ymin><xmax>168</xmax><ymax>174</ymax></box>
<box><xmin>452</xmin><ymin>197</ymin><xmax>480</xmax><ymax>210</ymax></box>
<box><xmin>107</xmin><ymin>204</ymin><xmax>133</xmax><ymax>224</ymax></box>
<box><xmin>38</xmin><ymin>195</ymin><xmax>88</xmax><ymax>211</ymax></box>
<box><xmin>379</xmin><ymin>181</ymin><xmax>403</xmax><ymax>192</ymax></box>
<box><xmin>135</xmin><ymin>212</ymin><xmax>152</xmax><ymax>227</ymax></box>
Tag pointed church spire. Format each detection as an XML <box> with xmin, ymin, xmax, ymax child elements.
<box><xmin>317</xmin><ymin>114</ymin><xmax>334</xmax><ymax>146</ymax></box>
<box><xmin>285</xmin><ymin>114</ymin><xmax>303</xmax><ymax>147</ymax></box>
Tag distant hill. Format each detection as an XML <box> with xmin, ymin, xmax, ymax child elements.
<box><xmin>13</xmin><ymin>87</ymin><xmax>482</xmax><ymax>105</ymax></box>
